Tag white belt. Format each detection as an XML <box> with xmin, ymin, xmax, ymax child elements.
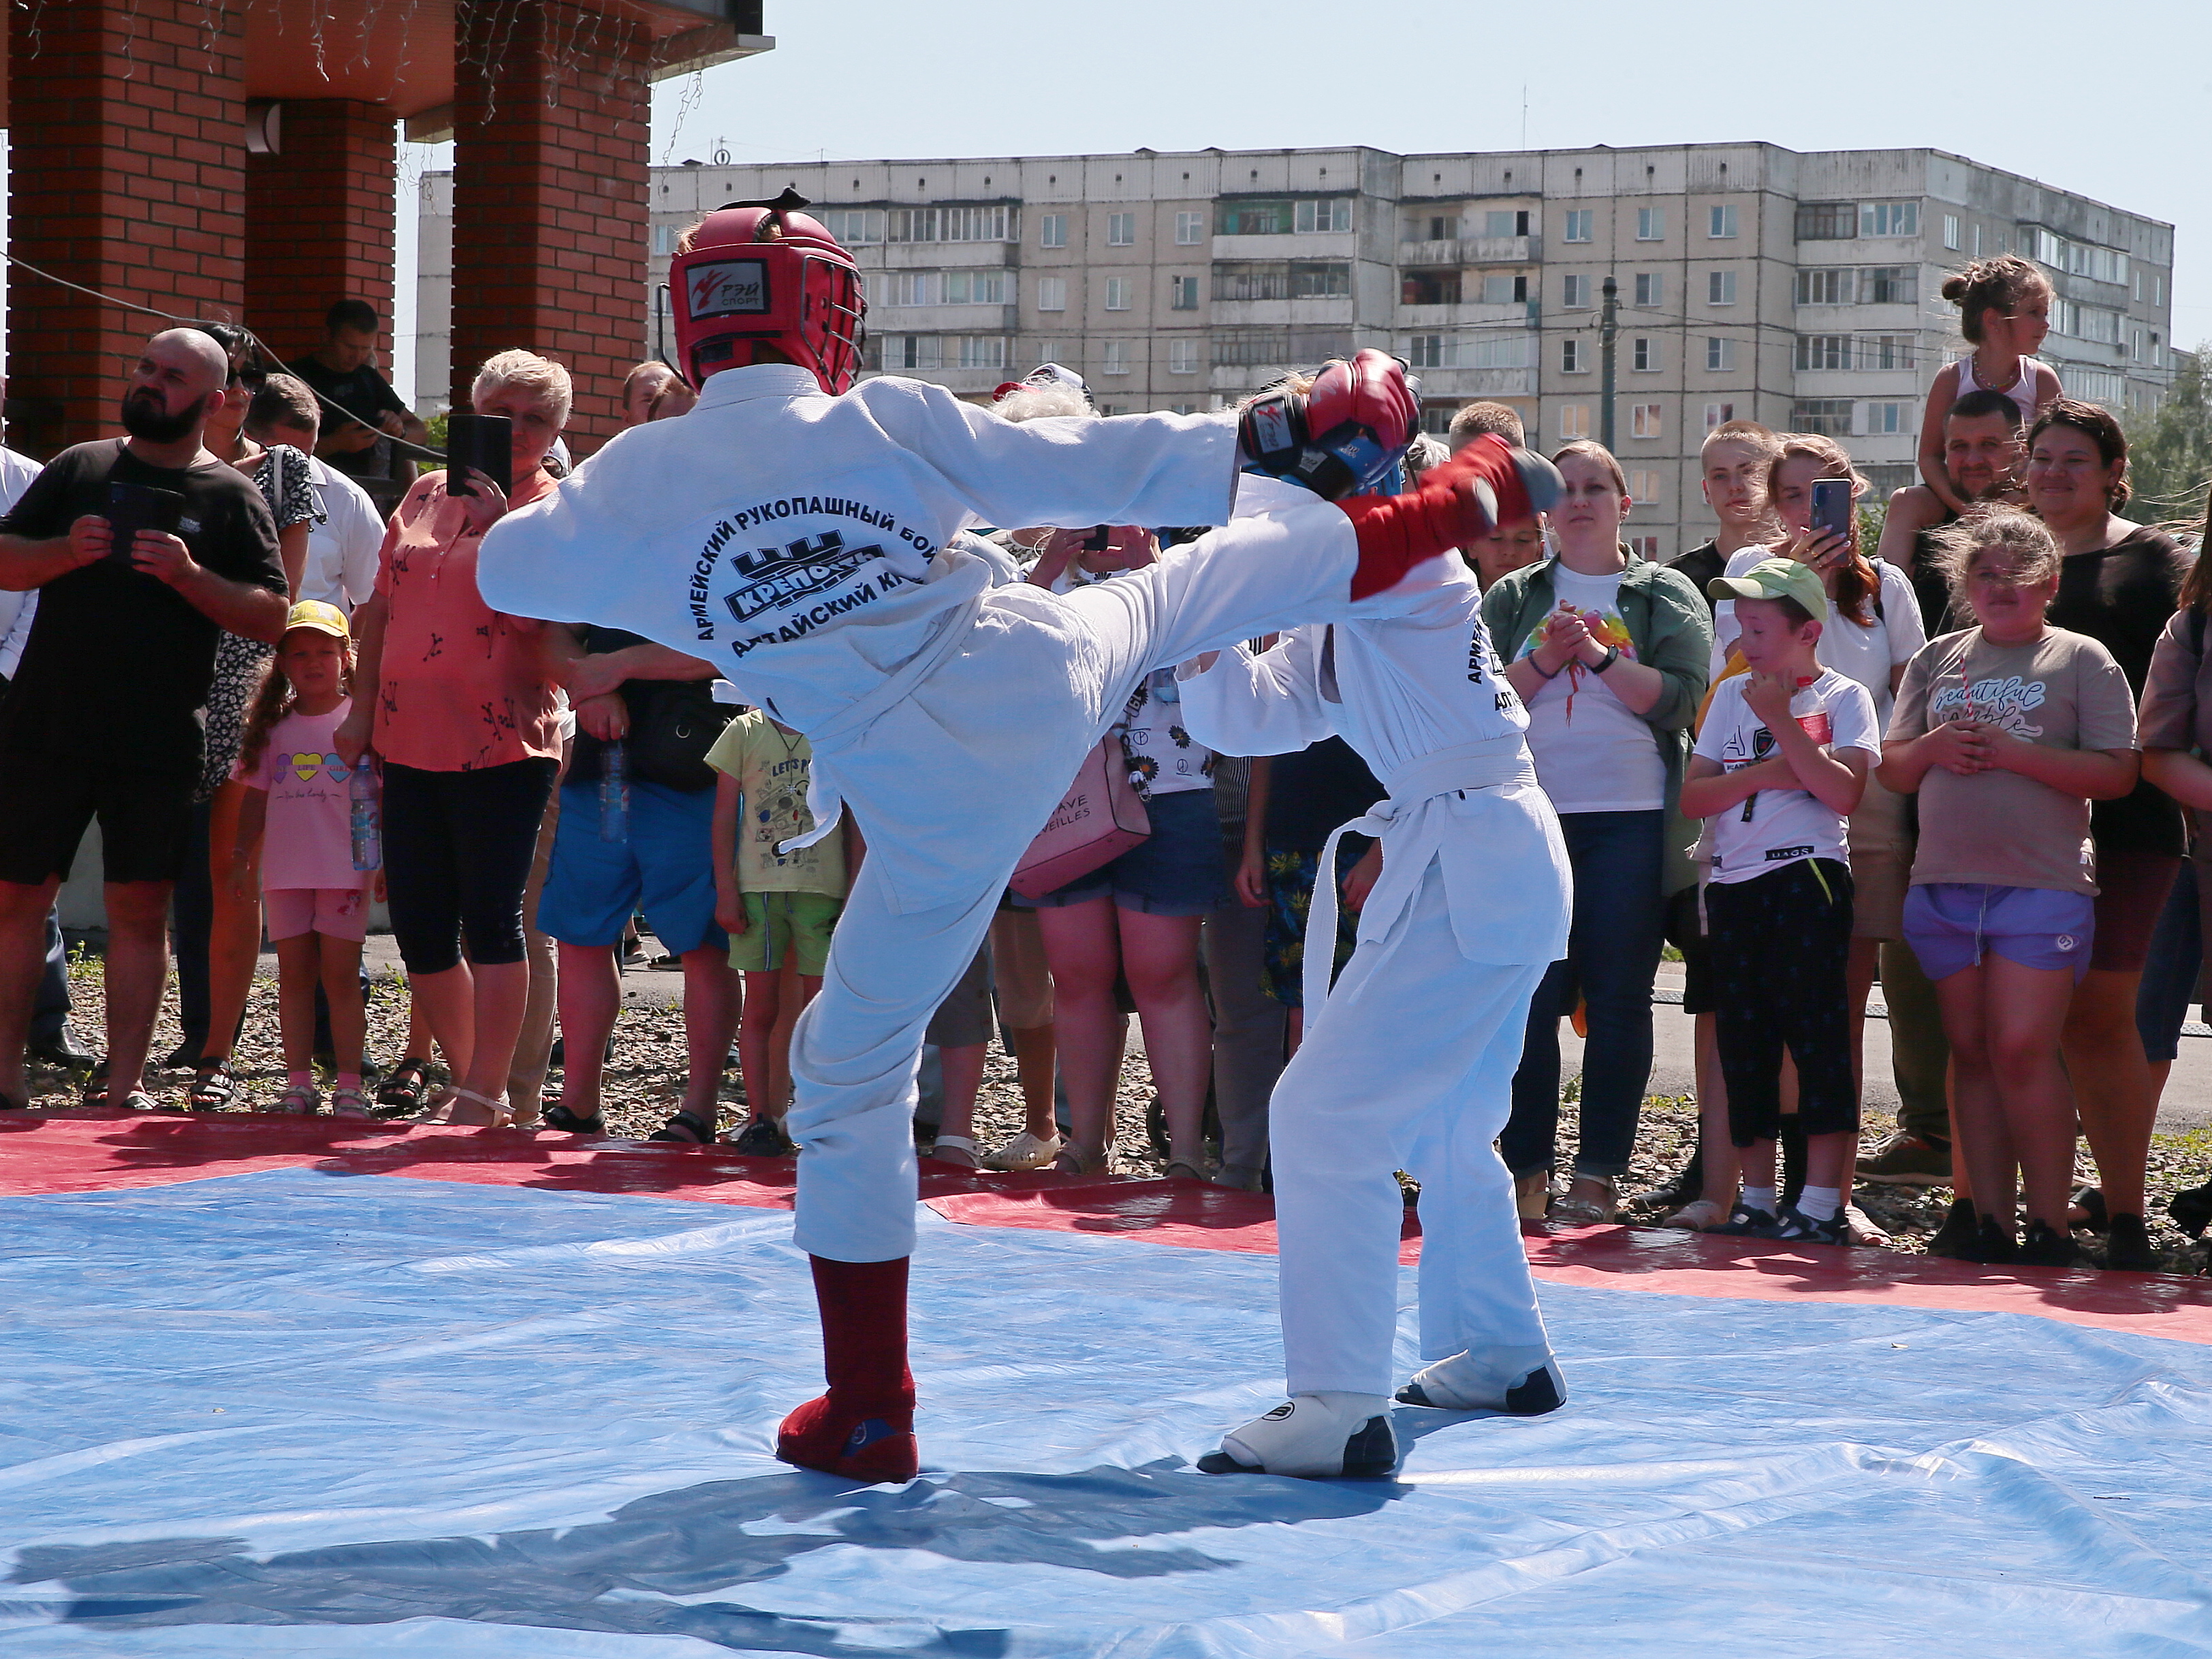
<box><xmin>1303</xmin><ymin>735</ymin><xmax>1537</xmax><ymax>1013</ymax></box>
<box><xmin>774</xmin><ymin>588</ymin><xmax>987</xmax><ymax>855</ymax></box>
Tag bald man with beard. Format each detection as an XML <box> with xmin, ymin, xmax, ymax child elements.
<box><xmin>0</xmin><ymin>328</ymin><xmax>288</xmax><ymax>1111</ymax></box>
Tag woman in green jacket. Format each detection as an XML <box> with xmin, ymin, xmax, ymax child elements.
<box><xmin>1481</xmin><ymin>442</ymin><xmax>1713</xmax><ymax>1222</ymax></box>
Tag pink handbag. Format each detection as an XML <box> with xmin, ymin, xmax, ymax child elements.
<box><xmin>1010</xmin><ymin>736</ymin><xmax>1152</xmax><ymax>899</ymax></box>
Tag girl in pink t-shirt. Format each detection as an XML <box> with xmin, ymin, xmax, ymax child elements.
<box><xmin>230</xmin><ymin>604</ymin><xmax>379</xmax><ymax>1116</ymax></box>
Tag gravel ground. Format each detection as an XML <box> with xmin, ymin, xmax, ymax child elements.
<box><xmin>24</xmin><ymin>949</ymin><xmax>2212</xmax><ymax>1274</ymax></box>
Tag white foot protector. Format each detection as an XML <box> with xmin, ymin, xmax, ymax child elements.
<box><xmin>1198</xmin><ymin>1391</ymin><xmax>1397</xmax><ymax>1479</ymax></box>
<box><xmin>1396</xmin><ymin>1345</ymin><xmax>1566</xmax><ymax>1414</ymax></box>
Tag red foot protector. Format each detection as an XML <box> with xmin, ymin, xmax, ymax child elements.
<box><xmin>776</xmin><ymin>1255</ymin><xmax>919</xmax><ymax>1483</ymax></box>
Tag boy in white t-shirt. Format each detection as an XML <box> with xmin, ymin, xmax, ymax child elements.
<box><xmin>1679</xmin><ymin>560</ymin><xmax>1880</xmax><ymax>1245</ymax></box>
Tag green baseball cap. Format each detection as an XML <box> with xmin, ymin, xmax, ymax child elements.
<box><xmin>1708</xmin><ymin>556</ymin><xmax>1827</xmax><ymax>620</ymax></box>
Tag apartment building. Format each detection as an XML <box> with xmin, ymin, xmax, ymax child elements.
<box><xmin>415</xmin><ymin>141</ymin><xmax>2175</xmax><ymax>559</ymax></box>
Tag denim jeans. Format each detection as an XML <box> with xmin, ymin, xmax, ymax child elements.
<box><xmin>1500</xmin><ymin>809</ymin><xmax>1666</xmax><ymax>1182</ymax></box>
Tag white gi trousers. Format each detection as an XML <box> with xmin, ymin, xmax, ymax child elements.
<box><xmin>1272</xmin><ymin>862</ymin><xmax>1551</xmax><ymax>1397</ymax></box>
<box><xmin>786</xmin><ymin>502</ymin><xmax>1365</xmax><ymax>1262</ymax></box>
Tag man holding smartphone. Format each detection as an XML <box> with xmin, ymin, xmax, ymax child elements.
<box><xmin>0</xmin><ymin>328</ymin><xmax>288</xmax><ymax>1112</ymax></box>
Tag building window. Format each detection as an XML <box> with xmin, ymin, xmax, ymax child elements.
<box><xmin>1297</xmin><ymin>198</ymin><xmax>1353</xmax><ymax>233</ymax></box>
<box><xmin>1406</xmin><ymin>334</ymin><xmax>1449</xmax><ymax>370</ymax></box>
<box><xmin>1863</xmin><ymin>400</ymin><xmax>1910</xmax><ymax>436</ymax></box>
<box><xmin>1291</xmin><ymin>261</ymin><xmax>1351</xmax><ymax>298</ymax></box>
<box><xmin>882</xmin><ymin>335</ymin><xmax>941</xmax><ymax>370</ymax></box>
<box><xmin>1795</xmin><ymin>201</ymin><xmax>1856</xmax><ymax>241</ymax></box>
<box><xmin>1794</xmin><ymin>268</ymin><xmax>1855</xmax><ymax>306</ymax></box>
<box><xmin>1402</xmin><ymin>269</ymin><xmax>1461</xmax><ymax>305</ymax></box>
<box><xmin>1107</xmin><ymin>212</ymin><xmax>1135</xmax><ymax>247</ymax></box>
<box><xmin>1628</xmin><ymin>469</ymin><xmax>1662</xmax><ymax>501</ymax></box>
<box><xmin>820</xmin><ymin>208</ymin><xmax>885</xmax><ymax>246</ymax></box>
<box><xmin>1105</xmin><ymin>276</ymin><xmax>1131</xmax><ymax>311</ymax></box>
<box><xmin>1791</xmin><ymin>398</ymin><xmax>1853</xmax><ymax>437</ymax></box>
<box><xmin>1175</xmin><ymin>210</ymin><xmax>1205</xmax><ymax>245</ymax></box>
<box><xmin>2132</xmin><ymin>327</ymin><xmax>2145</xmax><ymax>362</ymax></box>
<box><xmin>1865</xmin><ymin>334</ymin><xmax>1916</xmax><ymax>370</ymax></box>
<box><xmin>955</xmin><ymin>336</ymin><xmax>1007</xmax><ymax>370</ymax></box>
<box><xmin>1859</xmin><ymin>201</ymin><xmax>1918</xmax><ymax>238</ymax></box>
<box><xmin>1100</xmin><ymin>340</ymin><xmax>1130</xmax><ymax>376</ymax></box>
<box><xmin>1481</xmin><ymin>208</ymin><xmax>1531</xmax><ymax>238</ymax></box>
<box><xmin>1562</xmin><ymin>274</ymin><xmax>1590</xmax><ymax>309</ymax></box>
<box><xmin>1632</xmin><ymin>337</ymin><xmax>1655</xmax><ymax>372</ymax></box>
<box><xmin>650</xmin><ymin>223</ymin><xmax>675</xmax><ymax>256</ymax></box>
<box><xmin>1705</xmin><ymin>337</ymin><xmax>1734</xmax><ymax>371</ymax></box>
<box><xmin>1942</xmin><ymin>214</ymin><xmax>1961</xmax><ymax>251</ymax></box>
<box><xmin>1168</xmin><ymin>339</ymin><xmax>1199</xmax><ymax>374</ymax></box>
<box><xmin>1633</xmin><ymin>272</ymin><xmax>1661</xmax><ymax>306</ymax></box>
<box><xmin>889</xmin><ymin>205</ymin><xmax>1008</xmax><ymax>243</ymax></box>
<box><xmin>1221</xmin><ymin>198</ymin><xmax>1352</xmax><ymax>236</ymax></box>
<box><xmin>1628</xmin><ymin>535</ymin><xmax>1662</xmax><ymax>560</ymax></box>
<box><xmin>1037</xmin><ymin>276</ymin><xmax>1066</xmax><ymax>313</ymax></box>
<box><xmin>1630</xmin><ymin>403</ymin><xmax>1662</xmax><ymax>439</ymax></box>
<box><xmin>1030</xmin><ymin>338</ymin><xmax>1065</xmax><ymax>366</ymax></box>
<box><xmin>1558</xmin><ymin>403</ymin><xmax>1590</xmax><ymax>440</ymax></box>
<box><xmin>2064</xmin><ymin>368</ymin><xmax>2127</xmax><ymax>406</ymax></box>
<box><xmin>1636</xmin><ymin>206</ymin><xmax>1664</xmax><ymax>241</ymax></box>
<box><xmin>1562</xmin><ymin>338</ymin><xmax>1585</xmax><ymax>373</ymax></box>
<box><xmin>889</xmin><ymin>272</ymin><xmax>937</xmax><ymax>308</ymax></box>
<box><xmin>1481</xmin><ymin>274</ymin><xmax>1530</xmax><ymax>305</ymax></box>
<box><xmin>1796</xmin><ymin>334</ymin><xmax>1852</xmax><ymax>371</ymax></box>
<box><xmin>1564</xmin><ymin>209</ymin><xmax>1593</xmax><ymax>243</ymax></box>
<box><xmin>1704</xmin><ymin>400</ymin><xmax>1735</xmax><ymax>430</ymax></box>
<box><xmin>1421</xmin><ymin>405</ymin><xmax>1458</xmax><ymax>437</ymax></box>
<box><xmin>1709</xmin><ymin>204</ymin><xmax>1738</xmax><ymax>240</ymax></box>
<box><xmin>1167</xmin><ymin>403</ymin><xmax>1199</xmax><ymax>415</ymax></box>
<box><xmin>941</xmin><ymin>271</ymin><xmax>1005</xmax><ymax>305</ymax></box>
<box><xmin>1863</xmin><ymin>266</ymin><xmax>1916</xmax><ymax>304</ymax></box>
<box><xmin>1707</xmin><ymin>269</ymin><xmax>1737</xmax><ymax>306</ymax></box>
<box><xmin>1170</xmin><ymin>274</ymin><xmax>1199</xmax><ymax>311</ymax></box>
<box><xmin>1039</xmin><ymin>213</ymin><xmax>1067</xmax><ymax>249</ymax></box>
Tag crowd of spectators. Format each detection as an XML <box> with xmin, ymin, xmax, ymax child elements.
<box><xmin>1</xmin><ymin>287</ymin><xmax>2209</xmax><ymax>1274</ymax></box>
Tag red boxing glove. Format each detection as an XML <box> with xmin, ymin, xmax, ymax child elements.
<box><xmin>1306</xmin><ymin>349</ymin><xmax>1419</xmax><ymax>460</ymax></box>
<box><xmin>1338</xmin><ymin>436</ymin><xmax>1562</xmax><ymax>600</ymax></box>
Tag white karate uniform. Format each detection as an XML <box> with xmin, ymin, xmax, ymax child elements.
<box><xmin>477</xmin><ymin>364</ymin><xmax>1407</xmax><ymax>1261</ymax></box>
<box><xmin>1177</xmin><ymin>569</ymin><xmax>1573</xmax><ymax>1397</ymax></box>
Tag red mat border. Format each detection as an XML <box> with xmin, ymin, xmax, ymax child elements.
<box><xmin>8</xmin><ymin>1109</ymin><xmax>2211</xmax><ymax>1346</ymax></box>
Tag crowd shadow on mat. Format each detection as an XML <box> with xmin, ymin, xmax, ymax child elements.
<box><xmin>14</xmin><ymin>1462</ymin><xmax>1412</xmax><ymax>1652</ymax></box>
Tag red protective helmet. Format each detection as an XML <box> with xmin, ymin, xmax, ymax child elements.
<box><xmin>669</xmin><ymin>187</ymin><xmax>866</xmax><ymax>394</ymax></box>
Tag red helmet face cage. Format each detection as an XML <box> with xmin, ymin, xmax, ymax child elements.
<box><xmin>671</xmin><ymin>193</ymin><xmax>866</xmax><ymax>395</ymax></box>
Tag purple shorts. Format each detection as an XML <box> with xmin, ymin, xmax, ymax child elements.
<box><xmin>1902</xmin><ymin>883</ymin><xmax>2096</xmax><ymax>983</ymax></box>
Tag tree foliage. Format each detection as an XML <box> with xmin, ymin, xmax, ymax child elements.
<box><xmin>2126</xmin><ymin>347</ymin><xmax>2211</xmax><ymax>531</ymax></box>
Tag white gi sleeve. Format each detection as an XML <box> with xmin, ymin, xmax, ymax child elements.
<box><xmin>863</xmin><ymin>379</ymin><xmax>1241</xmax><ymax>533</ymax></box>
<box><xmin>1175</xmin><ymin>626</ymin><xmax>1338</xmax><ymax>757</ymax></box>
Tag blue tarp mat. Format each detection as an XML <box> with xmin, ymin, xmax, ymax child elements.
<box><xmin>1</xmin><ymin>1168</ymin><xmax>2209</xmax><ymax>1656</ymax></box>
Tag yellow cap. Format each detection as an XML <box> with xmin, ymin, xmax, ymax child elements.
<box><xmin>283</xmin><ymin>599</ymin><xmax>351</xmax><ymax>639</ymax></box>
<box><xmin>1708</xmin><ymin>557</ymin><xmax>1828</xmax><ymax>620</ymax></box>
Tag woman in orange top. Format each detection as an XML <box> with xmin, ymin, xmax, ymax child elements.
<box><xmin>335</xmin><ymin>351</ymin><xmax>567</xmax><ymax>1126</ymax></box>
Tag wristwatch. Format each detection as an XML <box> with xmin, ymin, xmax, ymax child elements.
<box><xmin>1590</xmin><ymin>645</ymin><xmax>1622</xmax><ymax>676</ymax></box>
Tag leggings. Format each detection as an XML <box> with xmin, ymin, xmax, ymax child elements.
<box><xmin>381</xmin><ymin>757</ymin><xmax>558</xmax><ymax>974</ymax></box>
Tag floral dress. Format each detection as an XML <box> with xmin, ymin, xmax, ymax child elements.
<box><xmin>197</xmin><ymin>445</ymin><xmax>319</xmax><ymax>802</ymax></box>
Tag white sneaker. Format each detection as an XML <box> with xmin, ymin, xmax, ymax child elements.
<box><xmin>1396</xmin><ymin>1346</ymin><xmax>1566</xmax><ymax>1415</ymax></box>
<box><xmin>1197</xmin><ymin>1392</ymin><xmax>1397</xmax><ymax>1479</ymax></box>
<box><xmin>984</xmin><ymin>1129</ymin><xmax>1062</xmax><ymax>1171</ymax></box>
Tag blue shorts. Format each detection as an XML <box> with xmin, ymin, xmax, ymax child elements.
<box><xmin>537</xmin><ymin>779</ymin><xmax>727</xmax><ymax>957</ymax></box>
<box><xmin>1017</xmin><ymin>786</ymin><xmax>1228</xmax><ymax>917</ymax></box>
<box><xmin>1902</xmin><ymin>882</ymin><xmax>2096</xmax><ymax>984</ymax></box>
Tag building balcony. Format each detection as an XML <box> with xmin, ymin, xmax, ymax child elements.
<box><xmin>865</xmin><ymin>242</ymin><xmax>1021</xmax><ymax>270</ymax></box>
<box><xmin>1394</xmin><ymin>300</ymin><xmax>1534</xmax><ymax>330</ymax></box>
<box><xmin>1210</xmin><ymin>298</ymin><xmax>1358</xmax><ymax>328</ymax></box>
<box><xmin>1210</xmin><ymin>231</ymin><xmax>1359</xmax><ymax>262</ymax></box>
<box><xmin>873</xmin><ymin>304</ymin><xmax>1020</xmax><ymax>332</ymax></box>
<box><xmin>1407</xmin><ymin>366</ymin><xmax>1537</xmax><ymax>399</ymax></box>
<box><xmin>1395</xmin><ymin>235</ymin><xmax>1538</xmax><ymax>268</ymax></box>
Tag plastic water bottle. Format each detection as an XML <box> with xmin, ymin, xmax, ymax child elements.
<box><xmin>599</xmin><ymin>738</ymin><xmax>630</xmax><ymax>842</ymax></box>
<box><xmin>348</xmin><ymin>761</ymin><xmax>381</xmax><ymax>872</ymax></box>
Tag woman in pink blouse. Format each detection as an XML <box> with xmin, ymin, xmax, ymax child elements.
<box><xmin>334</xmin><ymin>351</ymin><xmax>567</xmax><ymax>1126</ymax></box>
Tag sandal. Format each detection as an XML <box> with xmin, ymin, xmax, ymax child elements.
<box><xmin>113</xmin><ymin>1090</ymin><xmax>159</xmax><ymax>1112</ymax></box>
<box><xmin>1660</xmin><ymin>1198</ymin><xmax>1731</xmax><ymax>1231</ymax></box>
<box><xmin>983</xmin><ymin>1129</ymin><xmax>1062</xmax><ymax>1171</ymax></box>
<box><xmin>330</xmin><ymin>1087</ymin><xmax>374</xmax><ymax>1120</ymax></box>
<box><xmin>412</xmin><ymin>1086</ymin><xmax>514</xmax><ymax>1128</ymax></box>
<box><xmin>188</xmin><ymin>1057</ymin><xmax>237</xmax><ymax>1111</ymax></box>
<box><xmin>80</xmin><ymin>1060</ymin><xmax>110</xmax><ymax>1107</ymax></box>
<box><xmin>539</xmin><ymin>1102</ymin><xmax>606</xmax><ymax>1135</ymax></box>
<box><xmin>274</xmin><ymin>1082</ymin><xmax>321</xmax><ymax>1115</ymax></box>
<box><xmin>1163</xmin><ymin>1158</ymin><xmax>1211</xmax><ymax>1182</ymax></box>
<box><xmin>1550</xmin><ymin>1178</ymin><xmax>1618</xmax><ymax>1225</ymax></box>
<box><xmin>1051</xmin><ymin>1144</ymin><xmax>1113</xmax><ymax>1177</ymax></box>
<box><xmin>650</xmin><ymin>1109</ymin><xmax>718</xmax><ymax>1144</ymax></box>
<box><xmin>926</xmin><ymin>1134</ymin><xmax>981</xmax><ymax>1169</ymax></box>
<box><xmin>377</xmin><ymin>1056</ymin><xmax>433</xmax><ymax>1111</ymax></box>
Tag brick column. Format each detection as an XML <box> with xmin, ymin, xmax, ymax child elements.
<box><xmin>3</xmin><ymin>0</ymin><xmax>246</xmax><ymax>456</ymax></box>
<box><xmin>245</xmin><ymin>100</ymin><xmax>398</xmax><ymax>367</ymax></box>
<box><xmin>449</xmin><ymin>0</ymin><xmax>650</xmax><ymax>454</ymax></box>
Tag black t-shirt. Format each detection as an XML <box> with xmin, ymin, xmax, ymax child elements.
<box><xmin>567</xmin><ymin>624</ymin><xmax>733</xmax><ymax>792</ymax></box>
<box><xmin>1668</xmin><ymin>541</ymin><xmax>1726</xmax><ymax>616</ymax></box>
<box><xmin>1264</xmin><ymin>735</ymin><xmax>1383</xmax><ymax>855</ymax></box>
<box><xmin>0</xmin><ymin>440</ymin><xmax>285</xmax><ymax>759</ymax></box>
<box><xmin>1908</xmin><ymin>519</ymin><xmax>1961</xmax><ymax>640</ymax></box>
<box><xmin>2047</xmin><ymin>525</ymin><xmax>2193</xmax><ymax>855</ymax></box>
<box><xmin>287</xmin><ymin>354</ymin><xmax>409</xmax><ymax>478</ymax></box>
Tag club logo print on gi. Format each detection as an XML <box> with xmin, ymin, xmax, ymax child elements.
<box><xmin>721</xmin><ymin>532</ymin><xmax>885</xmax><ymax>625</ymax></box>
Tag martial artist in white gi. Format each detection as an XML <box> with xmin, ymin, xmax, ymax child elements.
<box><xmin>477</xmin><ymin>190</ymin><xmax>1555</xmax><ymax>1482</ymax></box>
<box><xmin>1178</xmin><ymin>544</ymin><xmax>1574</xmax><ymax>1479</ymax></box>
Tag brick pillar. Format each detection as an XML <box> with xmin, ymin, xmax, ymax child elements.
<box><xmin>245</xmin><ymin>100</ymin><xmax>398</xmax><ymax>368</ymax></box>
<box><xmin>3</xmin><ymin>0</ymin><xmax>246</xmax><ymax>457</ymax></box>
<box><xmin>449</xmin><ymin>0</ymin><xmax>650</xmax><ymax>455</ymax></box>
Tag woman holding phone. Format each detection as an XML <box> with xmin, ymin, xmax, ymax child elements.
<box><xmin>331</xmin><ymin>351</ymin><xmax>567</xmax><ymax>1127</ymax></box>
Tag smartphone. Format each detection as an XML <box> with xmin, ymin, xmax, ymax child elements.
<box><xmin>1810</xmin><ymin>477</ymin><xmax>1854</xmax><ymax>546</ymax></box>
<box><xmin>104</xmin><ymin>481</ymin><xmax>186</xmax><ymax>564</ymax></box>
<box><xmin>442</xmin><ymin>413</ymin><xmax>512</xmax><ymax>500</ymax></box>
